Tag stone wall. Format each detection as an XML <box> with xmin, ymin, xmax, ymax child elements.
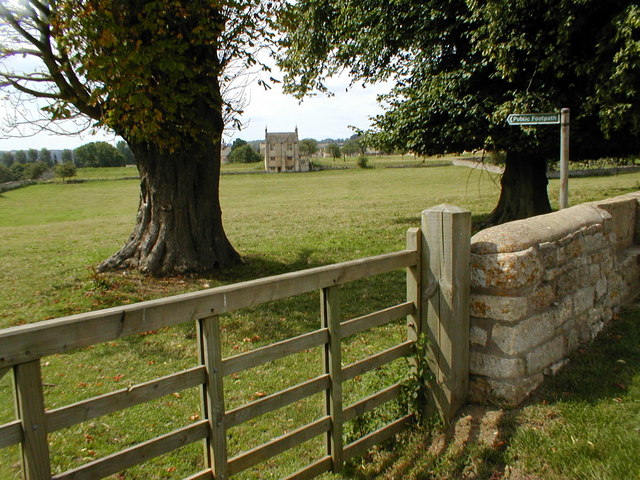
<box><xmin>468</xmin><ymin>192</ymin><xmax>640</xmax><ymax>405</ymax></box>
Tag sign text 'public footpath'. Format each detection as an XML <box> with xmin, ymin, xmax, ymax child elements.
<box><xmin>506</xmin><ymin>113</ymin><xmax>561</xmax><ymax>125</ymax></box>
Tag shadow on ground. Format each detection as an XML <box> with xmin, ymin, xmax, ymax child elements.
<box><xmin>343</xmin><ymin>304</ymin><xmax>640</xmax><ymax>480</ymax></box>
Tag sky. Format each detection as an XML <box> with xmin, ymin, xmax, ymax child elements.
<box><xmin>0</xmin><ymin>68</ymin><xmax>392</xmax><ymax>152</ymax></box>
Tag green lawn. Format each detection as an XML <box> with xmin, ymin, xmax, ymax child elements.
<box><xmin>1</xmin><ymin>165</ymin><xmax>640</xmax><ymax>479</ymax></box>
<box><xmin>352</xmin><ymin>306</ymin><xmax>640</xmax><ymax>480</ymax></box>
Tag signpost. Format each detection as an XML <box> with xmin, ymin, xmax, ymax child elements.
<box><xmin>507</xmin><ymin>109</ymin><xmax>570</xmax><ymax>209</ymax></box>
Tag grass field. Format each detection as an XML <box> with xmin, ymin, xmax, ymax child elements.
<box><xmin>1</xmin><ymin>164</ymin><xmax>640</xmax><ymax>479</ymax></box>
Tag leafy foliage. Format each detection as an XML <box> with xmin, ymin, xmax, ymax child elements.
<box><xmin>299</xmin><ymin>138</ymin><xmax>318</xmax><ymax>156</ymax></box>
<box><xmin>228</xmin><ymin>143</ymin><xmax>262</xmax><ymax>163</ymax></box>
<box><xmin>327</xmin><ymin>143</ymin><xmax>341</xmax><ymax>160</ymax></box>
<box><xmin>0</xmin><ymin>0</ymin><xmax>280</xmax><ymax>151</ymax></box>
<box><xmin>55</xmin><ymin>161</ymin><xmax>77</xmax><ymax>182</ymax></box>
<box><xmin>0</xmin><ymin>165</ymin><xmax>15</xmax><ymax>183</ymax></box>
<box><xmin>278</xmin><ymin>0</ymin><xmax>640</xmax><ymax>160</ymax></box>
<box><xmin>74</xmin><ymin>142</ymin><xmax>125</xmax><ymax>168</ymax></box>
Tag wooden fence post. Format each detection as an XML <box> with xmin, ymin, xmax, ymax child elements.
<box><xmin>197</xmin><ymin>315</ymin><xmax>228</xmax><ymax>479</ymax></box>
<box><xmin>421</xmin><ymin>205</ymin><xmax>471</xmax><ymax>421</ymax></box>
<box><xmin>13</xmin><ymin>360</ymin><xmax>51</xmax><ymax>480</ymax></box>
<box><xmin>405</xmin><ymin>227</ymin><xmax>425</xmax><ymax>416</ymax></box>
<box><xmin>321</xmin><ymin>285</ymin><xmax>343</xmax><ymax>473</ymax></box>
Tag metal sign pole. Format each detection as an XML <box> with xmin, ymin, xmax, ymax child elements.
<box><xmin>559</xmin><ymin>108</ymin><xmax>570</xmax><ymax>209</ymax></box>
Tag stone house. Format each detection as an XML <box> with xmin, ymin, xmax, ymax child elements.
<box><xmin>260</xmin><ymin>127</ymin><xmax>310</xmax><ymax>172</ymax></box>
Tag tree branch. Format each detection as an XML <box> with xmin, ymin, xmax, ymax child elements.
<box><xmin>0</xmin><ymin>76</ymin><xmax>61</xmax><ymax>99</ymax></box>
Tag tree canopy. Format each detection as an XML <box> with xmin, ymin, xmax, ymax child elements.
<box><xmin>278</xmin><ymin>0</ymin><xmax>640</xmax><ymax>223</ymax></box>
<box><xmin>74</xmin><ymin>142</ymin><xmax>126</xmax><ymax>168</ymax></box>
<box><xmin>299</xmin><ymin>138</ymin><xmax>318</xmax><ymax>156</ymax></box>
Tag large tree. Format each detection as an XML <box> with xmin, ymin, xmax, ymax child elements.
<box><xmin>0</xmin><ymin>0</ymin><xmax>277</xmax><ymax>274</ymax></box>
<box><xmin>278</xmin><ymin>0</ymin><xmax>640</xmax><ymax>224</ymax></box>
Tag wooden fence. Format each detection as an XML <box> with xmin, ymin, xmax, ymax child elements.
<box><xmin>0</xmin><ymin>205</ymin><xmax>470</xmax><ymax>480</ymax></box>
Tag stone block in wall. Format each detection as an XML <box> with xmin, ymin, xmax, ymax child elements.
<box><xmin>528</xmin><ymin>283</ymin><xmax>556</xmax><ymax>310</ymax></box>
<box><xmin>556</xmin><ymin>297</ymin><xmax>573</xmax><ymax>325</ymax></box>
<box><xmin>471</xmin><ymin>248</ymin><xmax>543</xmax><ymax>290</ymax></box>
<box><xmin>563</xmin><ymin>233</ymin><xmax>585</xmax><ymax>260</ymax></box>
<box><xmin>470</xmin><ymin>325</ymin><xmax>489</xmax><ymax>346</ymax></box>
<box><xmin>583</xmin><ymin>231</ymin><xmax>606</xmax><ymax>253</ymax></box>
<box><xmin>470</xmin><ymin>294</ymin><xmax>528</xmax><ymax>322</ymax></box>
<box><xmin>525</xmin><ymin>336</ymin><xmax>565</xmax><ymax>375</ymax></box>
<box><xmin>538</xmin><ymin>242</ymin><xmax>559</xmax><ymax>268</ymax></box>
<box><xmin>470</xmin><ymin>352</ymin><xmax>525</xmax><ymax>379</ymax></box>
<box><xmin>591</xmin><ymin>197</ymin><xmax>637</xmax><ymax>249</ymax></box>
<box><xmin>492</xmin><ymin>310</ymin><xmax>559</xmax><ymax>355</ymax></box>
<box><xmin>572</xmin><ymin>286</ymin><xmax>595</xmax><ymax>315</ymax></box>
<box><xmin>595</xmin><ymin>277</ymin><xmax>608</xmax><ymax>300</ymax></box>
<box><xmin>469</xmin><ymin>373</ymin><xmax>544</xmax><ymax>406</ymax></box>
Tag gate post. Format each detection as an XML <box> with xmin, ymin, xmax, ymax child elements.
<box><xmin>421</xmin><ymin>205</ymin><xmax>471</xmax><ymax>421</ymax></box>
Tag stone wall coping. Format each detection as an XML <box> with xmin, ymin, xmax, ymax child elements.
<box><xmin>472</xmin><ymin>204</ymin><xmax>608</xmax><ymax>254</ymax></box>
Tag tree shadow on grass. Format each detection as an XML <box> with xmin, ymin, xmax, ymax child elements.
<box><xmin>342</xmin><ymin>306</ymin><xmax>640</xmax><ymax>480</ymax></box>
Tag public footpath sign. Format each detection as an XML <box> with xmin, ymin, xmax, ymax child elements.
<box><xmin>507</xmin><ymin>113</ymin><xmax>560</xmax><ymax>125</ymax></box>
<box><xmin>507</xmin><ymin>109</ymin><xmax>570</xmax><ymax>209</ymax></box>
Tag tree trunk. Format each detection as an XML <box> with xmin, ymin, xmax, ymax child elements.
<box><xmin>487</xmin><ymin>152</ymin><xmax>552</xmax><ymax>225</ymax></box>
<box><xmin>97</xmin><ymin>140</ymin><xmax>240</xmax><ymax>276</ymax></box>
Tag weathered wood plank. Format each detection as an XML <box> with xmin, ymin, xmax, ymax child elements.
<box><xmin>227</xmin><ymin>416</ymin><xmax>331</xmax><ymax>476</ymax></box>
<box><xmin>282</xmin><ymin>455</ymin><xmax>332</xmax><ymax>480</ymax></box>
<box><xmin>343</xmin><ymin>383</ymin><xmax>403</xmax><ymax>423</ymax></box>
<box><xmin>47</xmin><ymin>366</ymin><xmax>206</xmax><ymax>432</ymax></box>
<box><xmin>52</xmin><ymin>420</ymin><xmax>209</xmax><ymax>480</ymax></box>
<box><xmin>0</xmin><ymin>249</ymin><xmax>417</xmax><ymax>369</ymax></box>
<box><xmin>342</xmin><ymin>341</ymin><xmax>413</xmax><ymax>382</ymax></box>
<box><xmin>13</xmin><ymin>360</ymin><xmax>51</xmax><ymax>480</ymax></box>
<box><xmin>223</xmin><ymin>329</ymin><xmax>329</xmax><ymax>377</ymax></box>
<box><xmin>340</xmin><ymin>302</ymin><xmax>414</xmax><ymax>339</ymax></box>
<box><xmin>343</xmin><ymin>414</ymin><xmax>413</xmax><ymax>461</ymax></box>
<box><xmin>0</xmin><ymin>420</ymin><xmax>22</xmax><ymax>449</ymax></box>
<box><xmin>183</xmin><ymin>470</ymin><xmax>214</xmax><ymax>480</ymax></box>
<box><xmin>225</xmin><ymin>375</ymin><xmax>330</xmax><ymax>429</ymax></box>
<box><xmin>322</xmin><ymin>286</ymin><xmax>343</xmax><ymax>473</ymax></box>
<box><xmin>198</xmin><ymin>316</ymin><xmax>227</xmax><ymax>480</ymax></box>
<box><xmin>423</xmin><ymin>205</ymin><xmax>470</xmax><ymax>421</ymax></box>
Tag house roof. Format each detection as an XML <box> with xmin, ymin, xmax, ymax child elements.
<box><xmin>265</xmin><ymin>132</ymin><xmax>298</xmax><ymax>143</ymax></box>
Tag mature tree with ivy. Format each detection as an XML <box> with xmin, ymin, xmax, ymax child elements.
<box><xmin>279</xmin><ymin>0</ymin><xmax>640</xmax><ymax>224</ymax></box>
<box><xmin>0</xmin><ymin>0</ymin><xmax>277</xmax><ymax>274</ymax></box>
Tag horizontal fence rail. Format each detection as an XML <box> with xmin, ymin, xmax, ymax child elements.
<box><xmin>0</xmin><ymin>244</ymin><xmax>424</xmax><ymax>480</ymax></box>
<box><xmin>0</xmin><ymin>249</ymin><xmax>417</xmax><ymax>370</ymax></box>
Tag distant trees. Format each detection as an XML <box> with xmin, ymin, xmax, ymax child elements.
<box><xmin>228</xmin><ymin>144</ymin><xmax>262</xmax><ymax>163</ymax></box>
<box><xmin>62</xmin><ymin>150</ymin><xmax>74</xmax><ymax>164</ymax></box>
<box><xmin>0</xmin><ymin>165</ymin><xmax>13</xmax><ymax>183</ymax></box>
<box><xmin>38</xmin><ymin>148</ymin><xmax>52</xmax><ymax>167</ymax></box>
<box><xmin>25</xmin><ymin>162</ymin><xmax>47</xmax><ymax>180</ymax></box>
<box><xmin>231</xmin><ymin>138</ymin><xmax>248</xmax><ymax>150</ymax></box>
<box><xmin>27</xmin><ymin>149</ymin><xmax>38</xmax><ymax>163</ymax></box>
<box><xmin>0</xmin><ymin>160</ymin><xmax>47</xmax><ymax>182</ymax></box>
<box><xmin>55</xmin><ymin>162</ymin><xmax>77</xmax><ymax>183</ymax></box>
<box><xmin>1</xmin><ymin>152</ymin><xmax>14</xmax><ymax>167</ymax></box>
<box><xmin>299</xmin><ymin>138</ymin><xmax>318</xmax><ymax>156</ymax></box>
<box><xmin>327</xmin><ymin>143</ymin><xmax>341</xmax><ymax>161</ymax></box>
<box><xmin>74</xmin><ymin>142</ymin><xmax>125</xmax><ymax>168</ymax></box>
<box><xmin>116</xmin><ymin>141</ymin><xmax>136</xmax><ymax>165</ymax></box>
